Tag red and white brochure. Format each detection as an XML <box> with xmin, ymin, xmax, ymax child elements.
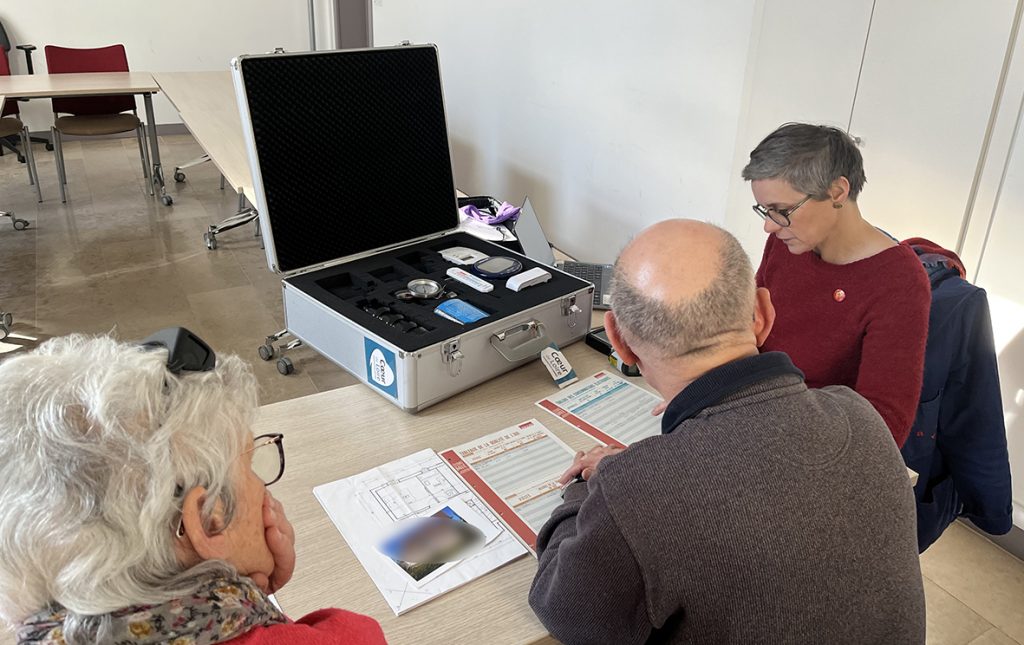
<box><xmin>440</xmin><ymin>419</ymin><xmax>576</xmax><ymax>553</ymax></box>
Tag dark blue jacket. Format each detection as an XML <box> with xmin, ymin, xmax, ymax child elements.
<box><xmin>901</xmin><ymin>251</ymin><xmax>1013</xmax><ymax>552</ymax></box>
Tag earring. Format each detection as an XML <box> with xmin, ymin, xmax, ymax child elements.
<box><xmin>832</xmin><ymin>202</ymin><xmax>843</xmax><ymax>209</ymax></box>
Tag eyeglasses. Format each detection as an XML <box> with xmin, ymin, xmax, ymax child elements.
<box><xmin>752</xmin><ymin>194</ymin><xmax>813</xmax><ymax>227</ymax></box>
<box><xmin>174</xmin><ymin>433</ymin><xmax>285</xmax><ymax>538</ymax></box>
<box><xmin>247</xmin><ymin>433</ymin><xmax>286</xmax><ymax>486</ymax></box>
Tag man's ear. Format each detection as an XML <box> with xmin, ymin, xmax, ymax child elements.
<box><xmin>753</xmin><ymin>287</ymin><xmax>776</xmax><ymax>347</ymax></box>
<box><xmin>180</xmin><ymin>486</ymin><xmax>229</xmax><ymax>562</ymax></box>
<box><xmin>604</xmin><ymin>312</ymin><xmax>641</xmax><ymax>366</ymax></box>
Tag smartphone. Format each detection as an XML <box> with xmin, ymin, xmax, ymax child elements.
<box><xmin>585</xmin><ymin>327</ymin><xmax>614</xmax><ymax>356</ymax></box>
<box><xmin>586</xmin><ymin>327</ymin><xmax>641</xmax><ymax>377</ymax></box>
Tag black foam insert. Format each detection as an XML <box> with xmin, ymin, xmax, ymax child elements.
<box><xmin>285</xmin><ymin>232</ymin><xmax>592</xmax><ymax>352</ymax></box>
<box><xmin>238</xmin><ymin>45</ymin><xmax>460</xmax><ymax>273</ymax></box>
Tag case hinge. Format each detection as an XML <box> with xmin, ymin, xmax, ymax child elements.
<box><xmin>442</xmin><ymin>338</ymin><xmax>464</xmax><ymax>377</ymax></box>
<box><xmin>561</xmin><ymin>295</ymin><xmax>582</xmax><ymax>328</ymax></box>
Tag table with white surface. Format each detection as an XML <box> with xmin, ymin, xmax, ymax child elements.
<box><xmin>261</xmin><ymin>342</ymin><xmax>619</xmax><ymax>644</ymax></box>
<box><xmin>0</xmin><ymin>72</ymin><xmax>170</xmax><ymax>204</ymax></box>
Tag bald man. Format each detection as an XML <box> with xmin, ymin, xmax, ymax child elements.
<box><xmin>528</xmin><ymin>220</ymin><xmax>924</xmax><ymax>644</ymax></box>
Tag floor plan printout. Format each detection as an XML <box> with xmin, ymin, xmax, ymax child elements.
<box><xmin>440</xmin><ymin>419</ymin><xmax>578</xmax><ymax>552</ymax></box>
<box><xmin>313</xmin><ymin>449</ymin><xmax>528</xmax><ymax>615</ymax></box>
<box><xmin>536</xmin><ymin>371</ymin><xmax>662</xmax><ymax>447</ymax></box>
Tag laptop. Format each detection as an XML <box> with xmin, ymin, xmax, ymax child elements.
<box><xmin>514</xmin><ymin>197</ymin><xmax>613</xmax><ymax>309</ymax></box>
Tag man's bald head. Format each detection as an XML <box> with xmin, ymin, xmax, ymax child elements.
<box><xmin>611</xmin><ymin>220</ymin><xmax>755</xmax><ymax>357</ymax></box>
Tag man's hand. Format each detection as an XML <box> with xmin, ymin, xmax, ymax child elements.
<box><xmin>250</xmin><ymin>490</ymin><xmax>296</xmax><ymax>594</ymax></box>
<box><xmin>558</xmin><ymin>445</ymin><xmax>625</xmax><ymax>485</ymax></box>
<box><xmin>651</xmin><ymin>400</ymin><xmax>668</xmax><ymax>416</ymax></box>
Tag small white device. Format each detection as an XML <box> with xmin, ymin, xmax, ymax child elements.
<box><xmin>446</xmin><ymin>267</ymin><xmax>494</xmax><ymax>293</ymax></box>
<box><xmin>440</xmin><ymin>246</ymin><xmax>489</xmax><ymax>266</ymax></box>
<box><xmin>505</xmin><ymin>267</ymin><xmax>552</xmax><ymax>292</ymax></box>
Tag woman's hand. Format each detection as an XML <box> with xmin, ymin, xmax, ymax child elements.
<box><xmin>250</xmin><ymin>490</ymin><xmax>296</xmax><ymax>594</ymax></box>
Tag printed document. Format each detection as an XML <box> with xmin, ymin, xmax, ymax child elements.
<box><xmin>313</xmin><ymin>449</ymin><xmax>527</xmax><ymax>615</ymax></box>
<box><xmin>440</xmin><ymin>419</ymin><xmax>577</xmax><ymax>552</ymax></box>
<box><xmin>536</xmin><ymin>370</ymin><xmax>662</xmax><ymax>447</ymax></box>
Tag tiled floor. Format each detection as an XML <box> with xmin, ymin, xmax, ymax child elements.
<box><xmin>1</xmin><ymin>135</ymin><xmax>1023</xmax><ymax>643</ymax></box>
<box><xmin>0</xmin><ymin>133</ymin><xmax>359</xmax><ymax>405</ymax></box>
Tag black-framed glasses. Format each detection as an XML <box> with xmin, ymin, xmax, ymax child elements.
<box><xmin>247</xmin><ymin>433</ymin><xmax>286</xmax><ymax>486</ymax></box>
<box><xmin>752</xmin><ymin>194</ymin><xmax>813</xmax><ymax>227</ymax></box>
<box><xmin>173</xmin><ymin>433</ymin><xmax>285</xmax><ymax>538</ymax></box>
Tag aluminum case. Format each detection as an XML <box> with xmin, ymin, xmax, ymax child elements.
<box><xmin>231</xmin><ymin>45</ymin><xmax>593</xmax><ymax>411</ymax></box>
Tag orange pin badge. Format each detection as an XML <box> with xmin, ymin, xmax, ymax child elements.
<box><xmin>833</xmin><ymin>289</ymin><xmax>846</xmax><ymax>303</ymax></box>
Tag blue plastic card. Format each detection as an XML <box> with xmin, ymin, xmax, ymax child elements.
<box><xmin>434</xmin><ymin>299</ymin><xmax>489</xmax><ymax>325</ymax></box>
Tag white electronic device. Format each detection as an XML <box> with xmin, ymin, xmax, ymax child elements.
<box><xmin>505</xmin><ymin>267</ymin><xmax>552</xmax><ymax>292</ymax></box>
<box><xmin>446</xmin><ymin>267</ymin><xmax>494</xmax><ymax>293</ymax></box>
<box><xmin>440</xmin><ymin>246</ymin><xmax>489</xmax><ymax>266</ymax></box>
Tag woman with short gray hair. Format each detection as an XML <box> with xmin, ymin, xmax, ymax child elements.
<box><xmin>743</xmin><ymin>123</ymin><xmax>930</xmax><ymax>448</ymax></box>
<box><xmin>0</xmin><ymin>332</ymin><xmax>385</xmax><ymax>644</ymax></box>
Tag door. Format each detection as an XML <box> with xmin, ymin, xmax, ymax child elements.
<box><xmin>849</xmin><ymin>0</ymin><xmax>1018</xmax><ymax>247</ymax></box>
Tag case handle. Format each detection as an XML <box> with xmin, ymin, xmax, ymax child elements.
<box><xmin>490</xmin><ymin>320</ymin><xmax>550</xmax><ymax>363</ymax></box>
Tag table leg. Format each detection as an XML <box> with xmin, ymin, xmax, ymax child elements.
<box><xmin>143</xmin><ymin>93</ymin><xmax>172</xmax><ymax>206</ymax></box>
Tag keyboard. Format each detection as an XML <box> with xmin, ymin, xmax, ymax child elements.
<box><xmin>559</xmin><ymin>261</ymin><xmax>612</xmax><ymax>309</ymax></box>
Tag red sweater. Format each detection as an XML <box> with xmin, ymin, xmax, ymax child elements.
<box><xmin>756</xmin><ymin>235</ymin><xmax>930</xmax><ymax>447</ymax></box>
<box><xmin>227</xmin><ymin>608</ymin><xmax>387</xmax><ymax>644</ymax></box>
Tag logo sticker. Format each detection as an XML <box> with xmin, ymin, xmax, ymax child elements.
<box><xmin>365</xmin><ymin>339</ymin><xmax>398</xmax><ymax>399</ymax></box>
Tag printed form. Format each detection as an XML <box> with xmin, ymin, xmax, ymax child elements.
<box><xmin>441</xmin><ymin>419</ymin><xmax>577</xmax><ymax>552</ymax></box>
<box><xmin>313</xmin><ymin>449</ymin><xmax>527</xmax><ymax>615</ymax></box>
<box><xmin>536</xmin><ymin>371</ymin><xmax>662</xmax><ymax>447</ymax></box>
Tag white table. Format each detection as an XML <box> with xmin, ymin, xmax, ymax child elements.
<box><xmin>0</xmin><ymin>72</ymin><xmax>171</xmax><ymax>205</ymax></box>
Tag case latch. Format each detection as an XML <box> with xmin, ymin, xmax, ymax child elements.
<box><xmin>442</xmin><ymin>338</ymin><xmax>463</xmax><ymax>377</ymax></box>
<box><xmin>561</xmin><ymin>295</ymin><xmax>582</xmax><ymax>328</ymax></box>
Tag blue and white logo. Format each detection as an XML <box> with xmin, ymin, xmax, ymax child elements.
<box><xmin>365</xmin><ymin>338</ymin><xmax>398</xmax><ymax>399</ymax></box>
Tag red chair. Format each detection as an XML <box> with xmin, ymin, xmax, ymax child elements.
<box><xmin>0</xmin><ymin>48</ymin><xmax>40</xmax><ymax>223</ymax></box>
<box><xmin>43</xmin><ymin>44</ymin><xmax>151</xmax><ymax>203</ymax></box>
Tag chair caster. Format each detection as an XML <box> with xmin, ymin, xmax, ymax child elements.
<box><xmin>16</xmin><ymin>154</ymin><xmax>26</xmax><ymax>164</ymax></box>
<box><xmin>276</xmin><ymin>357</ymin><xmax>294</xmax><ymax>375</ymax></box>
<box><xmin>258</xmin><ymin>343</ymin><xmax>275</xmax><ymax>361</ymax></box>
<box><xmin>173</xmin><ymin>170</ymin><xmax>186</xmax><ymax>183</ymax></box>
<box><xmin>1</xmin><ymin>312</ymin><xmax>12</xmax><ymax>327</ymax></box>
<box><xmin>45</xmin><ymin>143</ymin><xmax>54</xmax><ymax>151</ymax></box>
<box><xmin>204</xmin><ymin>231</ymin><xmax>218</xmax><ymax>250</ymax></box>
<box><xmin>161</xmin><ymin>195</ymin><xmax>174</xmax><ymax>206</ymax></box>
<box><xmin>12</xmin><ymin>218</ymin><xmax>29</xmax><ymax>231</ymax></box>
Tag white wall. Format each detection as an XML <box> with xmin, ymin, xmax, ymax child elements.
<box><xmin>373</xmin><ymin>0</ymin><xmax>756</xmax><ymax>263</ymax></box>
<box><xmin>1</xmin><ymin>0</ymin><xmax>335</xmax><ymax>131</ymax></box>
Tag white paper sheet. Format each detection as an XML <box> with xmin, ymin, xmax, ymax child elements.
<box><xmin>536</xmin><ymin>370</ymin><xmax>662</xmax><ymax>447</ymax></box>
<box><xmin>313</xmin><ymin>449</ymin><xmax>528</xmax><ymax>615</ymax></box>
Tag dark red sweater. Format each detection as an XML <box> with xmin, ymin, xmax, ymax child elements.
<box><xmin>756</xmin><ymin>235</ymin><xmax>930</xmax><ymax>447</ymax></box>
<box><xmin>226</xmin><ymin>608</ymin><xmax>387</xmax><ymax>644</ymax></box>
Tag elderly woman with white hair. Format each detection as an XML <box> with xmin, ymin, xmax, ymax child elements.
<box><xmin>0</xmin><ymin>330</ymin><xmax>386</xmax><ymax>645</ymax></box>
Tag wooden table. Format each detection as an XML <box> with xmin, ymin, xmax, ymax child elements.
<box><xmin>0</xmin><ymin>72</ymin><xmax>170</xmax><ymax>205</ymax></box>
<box><xmin>153</xmin><ymin>71</ymin><xmax>254</xmax><ymax>204</ymax></box>
<box><xmin>260</xmin><ymin>342</ymin><xmax>621</xmax><ymax>644</ymax></box>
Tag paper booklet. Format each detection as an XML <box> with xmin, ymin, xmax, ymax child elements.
<box><xmin>536</xmin><ymin>370</ymin><xmax>663</xmax><ymax>447</ymax></box>
<box><xmin>313</xmin><ymin>419</ymin><xmax>576</xmax><ymax>616</ymax></box>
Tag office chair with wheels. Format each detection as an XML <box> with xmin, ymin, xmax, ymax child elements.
<box><xmin>0</xmin><ymin>50</ymin><xmax>42</xmax><ymax>210</ymax></box>
<box><xmin>0</xmin><ymin>310</ymin><xmax>12</xmax><ymax>340</ymax></box>
<box><xmin>43</xmin><ymin>44</ymin><xmax>152</xmax><ymax>203</ymax></box>
<box><xmin>0</xmin><ymin>18</ymin><xmax>50</xmax><ymax>159</ymax></box>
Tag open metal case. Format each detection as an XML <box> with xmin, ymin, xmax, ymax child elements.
<box><xmin>231</xmin><ymin>45</ymin><xmax>593</xmax><ymax>411</ymax></box>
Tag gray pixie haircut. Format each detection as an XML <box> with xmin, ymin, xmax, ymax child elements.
<box><xmin>742</xmin><ymin>122</ymin><xmax>867</xmax><ymax>200</ymax></box>
<box><xmin>0</xmin><ymin>334</ymin><xmax>257</xmax><ymax>642</ymax></box>
<box><xmin>611</xmin><ymin>225</ymin><xmax>755</xmax><ymax>357</ymax></box>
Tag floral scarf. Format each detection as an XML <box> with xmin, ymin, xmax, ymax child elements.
<box><xmin>16</xmin><ymin>576</ymin><xmax>287</xmax><ymax>645</ymax></box>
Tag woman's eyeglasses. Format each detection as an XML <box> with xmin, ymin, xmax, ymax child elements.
<box><xmin>174</xmin><ymin>433</ymin><xmax>286</xmax><ymax>538</ymax></box>
<box><xmin>752</xmin><ymin>194</ymin><xmax>813</xmax><ymax>227</ymax></box>
<box><xmin>247</xmin><ymin>433</ymin><xmax>285</xmax><ymax>486</ymax></box>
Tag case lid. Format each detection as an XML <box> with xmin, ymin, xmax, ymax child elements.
<box><xmin>233</xmin><ymin>45</ymin><xmax>461</xmax><ymax>274</ymax></box>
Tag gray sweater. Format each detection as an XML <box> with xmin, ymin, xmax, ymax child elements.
<box><xmin>529</xmin><ymin>353</ymin><xmax>925</xmax><ymax>644</ymax></box>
